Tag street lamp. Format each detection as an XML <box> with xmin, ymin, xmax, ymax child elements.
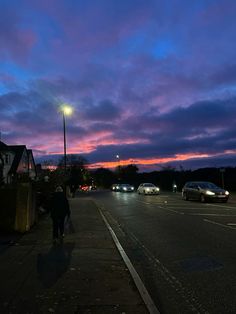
<box><xmin>60</xmin><ymin>104</ymin><xmax>73</xmax><ymax>175</ymax></box>
<box><xmin>116</xmin><ymin>154</ymin><xmax>120</xmax><ymax>180</ymax></box>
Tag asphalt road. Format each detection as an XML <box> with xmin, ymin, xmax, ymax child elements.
<box><xmin>87</xmin><ymin>190</ymin><xmax>236</xmax><ymax>314</ymax></box>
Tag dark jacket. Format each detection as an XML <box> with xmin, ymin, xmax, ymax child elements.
<box><xmin>50</xmin><ymin>192</ymin><xmax>70</xmax><ymax>219</ymax></box>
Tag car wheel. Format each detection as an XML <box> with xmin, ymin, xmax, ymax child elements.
<box><xmin>200</xmin><ymin>194</ymin><xmax>205</xmax><ymax>203</ymax></box>
<box><xmin>183</xmin><ymin>193</ymin><xmax>188</xmax><ymax>201</ymax></box>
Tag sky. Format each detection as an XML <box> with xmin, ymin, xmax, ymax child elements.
<box><xmin>1</xmin><ymin>0</ymin><xmax>236</xmax><ymax>171</ymax></box>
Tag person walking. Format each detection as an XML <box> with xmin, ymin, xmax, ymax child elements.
<box><xmin>50</xmin><ymin>186</ymin><xmax>70</xmax><ymax>244</ymax></box>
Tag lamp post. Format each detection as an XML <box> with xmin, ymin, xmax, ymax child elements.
<box><xmin>220</xmin><ymin>168</ymin><xmax>225</xmax><ymax>189</ymax></box>
<box><xmin>60</xmin><ymin>105</ymin><xmax>73</xmax><ymax>175</ymax></box>
<box><xmin>116</xmin><ymin>154</ymin><xmax>120</xmax><ymax>180</ymax></box>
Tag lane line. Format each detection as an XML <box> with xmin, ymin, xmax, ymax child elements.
<box><xmin>162</xmin><ymin>208</ymin><xmax>185</xmax><ymax>215</ymax></box>
<box><xmin>189</xmin><ymin>213</ymin><xmax>236</xmax><ymax>217</ymax></box>
<box><xmin>227</xmin><ymin>223</ymin><xmax>236</xmax><ymax>226</ymax></box>
<box><xmin>99</xmin><ymin>209</ymin><xmax>160</xmax><ymax>314</ymax></box>
<box><xmin>128</xmin><ymin>231</ymin><xmax>207</xmax><ymax>314</ymax></box>
<box><xmin>206</xmin><ymin>204</ymin><xmax>236</xmax><ymax>210</ymax></box>
<box><xmin>136</xmin><ymin>200</ymin><xmax>155</xmax><ymax>205</ymax></box>
<box><xmin>204</xmin><ymin>219</ymin><xmax>236</xmax><ymax>230</ymax></box>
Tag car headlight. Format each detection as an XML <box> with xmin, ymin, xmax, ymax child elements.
<box><xmin>123</xmin><ymin>187</ymin><xmax>127</xmax><ymax>191</ymax></box>
<box><xmin>205</xmin><ymin>190</ymin><xmax>215</xmax><ymax>195</ymax></box>
<box><xmin>146</xmin><ymin>188</ymin><xmax>150</xmax><ymax>191</ymax></box>
<box><xmin>156</xmin><ymin>188</ymin><xmax>160</xmax><ymax>191</ymax></box>
<box><xmin>225</xmin><ymin>191</ymin><xmax>229</xmax><ymax>195</ymax></box>
<box><xmin>131</xmin><ymin>187</ymin><xmax>134</xmax><ymax>190</ymax></box>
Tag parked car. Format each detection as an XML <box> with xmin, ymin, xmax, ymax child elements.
<box><xmin>137</xmin><ymin>183</ymin><xmax>160</xmax><ymax>195</ymax></box>
<box><xmin>182</xmin><ymin>181</ymin><xmax>229</xmax><ymax>203</ymax></box>
<box><xmin>111</xmin><ymin>184</ymin><xmax>122</xmax><ymax>191</ymax></box>
<box><xmin>119</xmin><ymin>184</ymin><xmax>135</xmax><ymax>192</ymax></box>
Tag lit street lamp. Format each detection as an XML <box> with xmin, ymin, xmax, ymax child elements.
<box><xmin>60</xmin><ymin>104</ymin><xmax>73</xmax><ymax>175</ymax></box>
<box><xmin>116</xmin><ymin>154</ymin><xmax>121</xmax><ymax>180</ymax></box>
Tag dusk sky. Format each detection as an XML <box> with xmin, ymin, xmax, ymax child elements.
<box><xmin>1</xmin><ymin>0</ymin><xmax>236</xmax><ymax>171</ymax></box>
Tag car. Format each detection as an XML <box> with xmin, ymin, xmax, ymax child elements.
<box><xmin>182</xmin><ymin>181</ymin><xmax>229</xmax><ymax>203</ymax></box>
<box><xmin>137</xmin><ymin>183</ymin><xmax>160</xmax><ymax>195</ymax></box>
<box><xmin>119</xmin><ymin>184</ymin><xmax>135</xmax><ymax>192</ymax></box>
<box><xmin>111</xmin><ymin>184</ymin><xmax>122</xmax><ymax>191</ymax></box>
<box><xmin>79</xmin><ymin>184</ymin><xmax>90</xmax><ymax>192</ymax></box>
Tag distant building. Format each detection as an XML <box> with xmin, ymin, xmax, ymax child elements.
<box><xmin>0</xmin><ymin>141</ymin><xmax>37</xmax><ymax>184</ymax></box>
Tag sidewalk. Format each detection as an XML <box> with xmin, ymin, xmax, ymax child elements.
<box><xmin>0</xmin><ymin>198</ymin><xmax>149</xmax><ymax>314</ymax></box>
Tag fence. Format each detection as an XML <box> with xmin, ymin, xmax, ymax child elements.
<box><xmin>0</xmin><ymin>182</ymin><xmax>37</xmax><ymax>233</ymax></box>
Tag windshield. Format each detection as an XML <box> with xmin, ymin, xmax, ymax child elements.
<box><xmin>144</xmin><ymin>183</ymin><xmax>155</xmax><ymax>187</ymax></box>
<box><xmin>198</xmin><ymin>182</ymin><xmax>218</xmax><ymax>189</ymax></box>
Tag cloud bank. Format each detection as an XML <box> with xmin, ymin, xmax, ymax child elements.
<box><xmin>1</xmin><ymin>0</ymin><xmax>236</xmax><ymax>170</ymax></box>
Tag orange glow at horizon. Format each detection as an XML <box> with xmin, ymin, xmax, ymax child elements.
<box><xmin>87</xmin><ymin>150</ymin><xmax>236</xmax><ymax>169</ymax></box>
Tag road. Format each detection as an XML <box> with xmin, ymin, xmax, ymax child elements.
<box><xmin>87</xmin><ymin>190</ymin><xmax>236</xmax><ymax>314</ymax></box>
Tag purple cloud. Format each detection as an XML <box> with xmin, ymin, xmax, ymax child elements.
<box><xmin>1</xmin><ymin>0</ymin><xmax>236</xmax><ymax>170</ymax></box>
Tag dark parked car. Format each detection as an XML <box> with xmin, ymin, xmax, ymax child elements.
<box><xmin>111</xmin><ymin>184</ymin><xmax>122</xmax><ymax>191</ymax></box>
<box><xmin>182</xmin><ymin>181</ymin><xmax>229</xmax><ymax>203</ymax></box>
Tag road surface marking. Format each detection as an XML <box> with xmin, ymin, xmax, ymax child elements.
<box><xmin>227</xmin><ymin>223</ymin><xmax>236</xmax><ymax>226</ymax></box>
<box><xmin>204</xmin><ymin>219</ymin><xmax>236</xmax><ymax>230</ymax></box>
<box><xmin>129</xmin><ymin>231</ymin><xmax>208</xmax><ymax>314</ymax></box>
<box><xmin>136</xmin><ymin>200</ymin><xmax>152</xmax><ymax>205</ymax></box>
<box><xmin>206</xmin><ymin>204</ymin><xmax>236</xmax><ymax>210</ymax></box>
<box><xmin>189</xmin><ymin>213</ymin><xmax>236</xmax><ymax>216</ymax></box>
<box><xmin>99</xmin><ymin>209</ymin><xmax>160</xmax><ymax>314</ymax></box>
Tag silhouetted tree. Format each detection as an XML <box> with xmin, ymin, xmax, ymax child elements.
<box><xmin>93</xmin><ymin>168</ymin><xmax>116</xmax><ymax>188</ymax></box>
<box><xmin>59</xmin><ymin>155</ymin><xmax>89</xmax><ymax>189</ymax></box>
<box><xmin>119</xmin><ymin>164</ymin><xmax>139</xmax><ymax>184</ymax></box>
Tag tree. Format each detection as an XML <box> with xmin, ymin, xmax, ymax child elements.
<box><xmin>93</xmin><ymin>168</ymin><xmax>116</xmax><ymax>188</ymax></box>
<box><xmin>119</xmin><ymin>164</ymin><xmax>139</xmax><ymax>184</ymax></box>
<box><xmin>58</xmin><ymin>154</ymin><xmax>89</xmax><ymax>189</ymax></box>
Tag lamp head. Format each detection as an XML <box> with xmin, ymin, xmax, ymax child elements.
<box><xmin>61</xmin><ymin>104</ymin><xmax>73</xmax><ymax>116</ymax></box>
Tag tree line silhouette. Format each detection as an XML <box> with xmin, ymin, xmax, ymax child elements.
<box><xmin>36</xmin><ymin>155</ymin><xmax>236</xmax><ymax>192</ymax></box>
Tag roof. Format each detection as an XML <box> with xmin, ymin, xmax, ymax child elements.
<box><xmin>0</xmin><ymin>141</ymin><xmax>36</xmax><ymax>175</ymax></box>
<box><xmin>8</xmin><ymin>145</ymin><xmax>27</xmax><ymax>174</ymax></box>
<box><xmin>0</xmin><ymin>141</ymin><xmax>9</xmax><ymax>151</ymax></box>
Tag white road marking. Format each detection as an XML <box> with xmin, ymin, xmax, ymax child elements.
<box><xmin>135</xmin><ymin>198</ymin><xmax>235</xmax><ymax>219</ymax></box>
<box><xmin>227</xmin><ymin>223</ymin><xmax>236</xmax><ymax>226</ymax></box>
<box><xmin>206</xmin><ymin>203</ymin><xmax>236</xmax><ymax>210</ymax></box>
<box><xmin>189</xmin><ymin>213</ymin><xmax>236</xmax><ymax>217</ymax></box>
<box><xmin>136</xmin><ymin>200</ymin><xmax>152</xmax><ymax>205</ymax></box>
<box><xmin>204</xmin><ymin>219</ymin><xmax>236</xmax><ymax>230</ymax></box>
<box><xmin>99</xmin><ymin>209</ymin><xmax>160</xmax><ymax>314</ymax></box>
<box><xmin>162</xmin><ymin>207</ymin><xmax>185</xmax><ymax>214</ymax></box>
<box><xmin>129</xmin><ymin>231</ymin><xmax>208</xmax><ymax>314</ymax></box>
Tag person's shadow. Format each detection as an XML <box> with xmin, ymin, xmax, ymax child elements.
<box><xmin>37</xmin><ymin>242</ymin><xmax>75</xmax><ymax>288</ymax></box>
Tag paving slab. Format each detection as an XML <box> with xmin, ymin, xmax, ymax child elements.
<box><xmin>0</xmin><ymin>198</ymin><xmax>148</xmax><ymax>314</ymax></box>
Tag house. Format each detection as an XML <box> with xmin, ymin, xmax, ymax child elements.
<box><xmin>0</xmin><ymin>141</ymin><xmax>37</xmax><ymax>184</ymax></box>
